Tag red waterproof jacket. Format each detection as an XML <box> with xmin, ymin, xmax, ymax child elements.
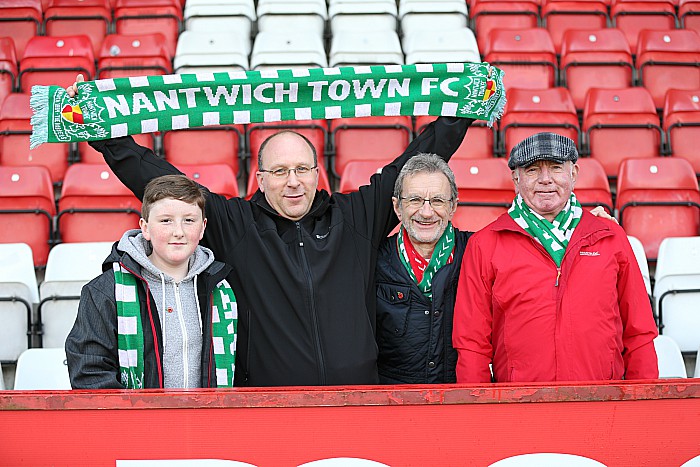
<box><xmin>453</xmin><ymin>210</ymin><xmax>659</xmax><ymax>383</ymax></box>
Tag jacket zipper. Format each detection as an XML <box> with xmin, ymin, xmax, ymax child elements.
<box><xmin>296</xmin><ymin>222</ymin><xmax>326</xmax><ymax>384</ymax></box>
<box><xmin>173</xmin><ymin>282</ymin><xmax>190</xmax><ymax>388</ymax></box>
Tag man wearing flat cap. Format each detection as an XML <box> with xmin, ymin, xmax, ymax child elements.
<box><xmin>452</xmin><ymin>132</ymin><xmax>659</xmax><ymax>383</ymax></box>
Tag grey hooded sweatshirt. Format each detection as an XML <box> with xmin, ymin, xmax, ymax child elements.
<box><xmin>118</xmin><ymin>229</ymin><xmax>215</xmax><ymax>388</ymax></box>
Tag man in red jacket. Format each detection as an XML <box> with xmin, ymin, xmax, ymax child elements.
<box><xmin>453</xmin><ymin>132</ymin><xmax>659</xmax><ymax>383</ymax></box>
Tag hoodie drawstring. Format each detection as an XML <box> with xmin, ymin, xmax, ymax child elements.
<box><xmin>159</xmin><ymin>272</ymin><xmax>167</xmax><ymax>352</ymax></box>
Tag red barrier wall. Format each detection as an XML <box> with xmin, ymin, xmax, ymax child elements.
<box><xmin>1</xmin><ymin>380</ymin><xmax>699</xmax><ymax>467</ymax></box>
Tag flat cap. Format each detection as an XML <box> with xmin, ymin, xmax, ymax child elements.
<box><xmin>508</xmin><ymin>132</ymin><xmax>578</xmax><ymax>170</ymax></box>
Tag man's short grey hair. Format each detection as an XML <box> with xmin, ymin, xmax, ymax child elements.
<box><xmin>393</xmin><ymin>153</ymin><xmax>458</xmax><ymax>201</ymax></box>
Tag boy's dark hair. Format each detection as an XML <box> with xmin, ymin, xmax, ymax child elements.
<box><xmin>141</xmin><ymin>175</ymin><xmax>206</xmax><ymax>221</ymax></box>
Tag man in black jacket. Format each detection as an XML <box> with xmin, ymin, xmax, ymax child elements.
<box><xmin>376</xmin><ymin>154</ymin><xmax>471</xmax><ymax>384</ymax></box>
<box><xmin>66</xmin><ymin>77</ymin><xmax>473</xmax><ymax>387</ymax></box>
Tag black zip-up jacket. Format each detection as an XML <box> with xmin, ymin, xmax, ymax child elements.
<box><xmin>376</xmin><ymin>229</ymin><xmax>471</xmax><ymax>384</ymax></box>
<box><xmin>65</xmin><ymin>243</ymin><xmax>233</xmax><ymax>389</ymax></box>
<box><xmin>90</xmin><ymin>117</ymin><xmax>472</xmax><ymax>386</ymax></box>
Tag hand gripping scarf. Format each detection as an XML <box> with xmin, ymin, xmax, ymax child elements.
<box><xmin>114</xmin><ymin>263</ymin><xmax>238</xmax><ymax>389</ymax></box>
<box><xmin>508</xmin><ymin>193</ymin><xmax>583</xmax><ymax>267</ymax></box>
<box><xmin>29</xmin><ymin>63</ymin><xmax>505</xmax><ymax>148</ymax></box>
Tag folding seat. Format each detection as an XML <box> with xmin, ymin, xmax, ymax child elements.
<box><xmin>541</xmin><ymin>1</ymin><xmax>610</xmax><ymax>54</ymax></box>
<box><xmin>97</xmin><ymin>33</ymin><xmax>173</xmax><ymax>79</ymax></box>
<box><xmin>628</xmin><ymin>235</ymin><xmax>652</xmax><ymax>298</ymax></box>
<box><xmin>469</xmin><ymin>1</ymin><xmax>540</xmax><ymax>51</ymax></box>
<box><xmin>38</xmin><ymin>241</ymin><xmax>112</xmax><ymax>349</ymax></box>
<box><xmin>663</xmin><ymin>89</ymin><xmax>700</xmax><ymax>174</ymax></box>
<box><xmin>500</xmin><ymin>87</ymin><xmax>581</xmax><ymax>158</ymax></box>
<box><xmin>114</xmin><ymin>0</ymin><xmax>183</xmax><ymax>57</ymax></box>
<box><xmin>57</xmin><ymin>163</ymin><xmax>142</xmax><ymax>243</ymax></box>
<box><xmin>77</xmin><ymin>133</ymin><xmax>156</xmax><ymax>163</ymax></box>
<box><xmin>0</xmin><ymin>0</ymin><xmax>42</xmax><ymax>59</ymax></box>
<box><xmin>0</xmin><ymin>243</ymin><xmax>39</xmax><ymax>362</ymax></box>
<box><xmin>177</xmin><ymin>164</ymin><xmax>240</xmax><ymax>198</ymax></box>
<box><xmin>415</xmin><ymin>115</ymin><xmax>497</xmax><ymax>159</ymax></box>
<box><xmin>163</xmin><ymin>125</ymin><xmax>244</xmax><ymax>177</ymax></box>
<box><xmin>611</xmin><ymin>1</ymin><xmax>678</xmax><ymax>51</ymax></box>
<box><xmin>184</xmin><ymin>0</ymin><xmax>256</xmax><ymax>38</ymax></box>
<box><xmin>559</xmin><ymin>28</ymin><xmax>635</xmax><ymax>111</ymax></box>
<box><xmin>0</xmin><ymin>166</ymin><xmax>55</xmax><ymax>268</ymax></box>
<box><xmin>0</xmin><ymin>37</ymin><xmax>18</xmax><ymax>107</ymax></box>
<box><xmin>616</xmin><ymin>157</ymin><xmax>700</xmax><ymax>261</ymax></box>
<box><xmin>482</xmin><ymin>28</ymin><xmax>558</xmax><ymax>90</ymax></box>
<box><xmin>680</xmin><ymin>0</ymin><xmax>700</xmax><ymax>35</ymax></box>
<box><xmin>330</xmin><ymin>115</ymin><xmax>412</xmax><ymax>179</ymax></box>
<box><xmin>582</xmin><ymin>87</ymin><xmax>663</xmax><ymax>177</ymax></box>
<box><xmin>338</xmin><ymin>159</ymin><xmax>392</xmax><ymax>193</ymax></box>
<box><xmin>450</xmin><ymin>158</ymin><xmax>515</xmax><ymax>232</ymax></box>
<box><xmin>574</xmin><ymin>157</ymin><xmax>614</xmax><ymax>214</ymax></box>
<box><xmin>13</xmin><ymin>348</ymin><xmax>71</xmax><ymax>389</ymax></box>
<box><xmin>18</xmin><ymin>35</ymin><xmax>96</xmax><ymax>92</ymax></box>
<box><xmin>256</xmin><ymin>0</ymin><xmax>327</xmax><ymax>37</ymax></box>
<box><xmin>330</xmin><ymin>30</ymin><xmax>403</xmax><ymax>67</ymax></box>
<box><xmin>328</xmin><ymin>0</ymin><xmax>398</xmax><ymax>34</ymax></box>
<box><xmin>636</xmin><ymin>29</ymin><xmax>700</xmax><ymax>111</ymax></box>
<box><xmin>399</xmin><ymin>0</ymin><xmax>469</xmax><ymax>37</ymax></box>
<box><xmin>174</xmin><ymin>30</ymin><xmax>249</xmax><ymax>74</ymax></box>
<box><xmin>247</xmin><ymin>120</ymin><xmax>327</xmax><ymax>170</ymax></box>
<box><xmin>654</xmin><ymin>236</ymin><xmax>700</xmax><ymax>353</ymax></box>
<box><xmin>251</xmin><ymin>31</ymin><xmax>328</xmax><ymax>71</ymax></box>
<box><xmin>245</xmin><ymin>161</ymin><xmax>332</xmax><ymax>199</ymax></box>
<box><xmin>0</xmin><ymin>93</ymin><xmax>70</xmax><ymax>184</ymax></box>
<box><xmin>403</xmin><ymin>28</ymin><xmax>481</xmax><ymax>65</ymax></box>
<box><xmin>654</xmin><ymin>335</ymin><xmax>688</xmax><ymax>377</ymax></box>
<box><xmin>43</xmin><ymin>0</ymin><xmax>112</xmax><ymax>55</ymax></box>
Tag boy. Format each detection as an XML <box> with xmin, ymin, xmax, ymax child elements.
<box><xmin>66</xmin><ymin>175</ymin><xmax>238</xmax><ymax>389</ymax></box>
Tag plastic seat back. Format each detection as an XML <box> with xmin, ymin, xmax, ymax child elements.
<box><xmin>97</xmin><ymin>33</ymin><xmax>172</xmax><ymax>79</ymax></box>
<box><xmin>330</xmin><ymin>29</ymin><xmax>403</xmax><ymax>67</ymax></box>
<box><xmin>470</xmin><ymin>1</ymin><xmax>539</xmax><ymax>51</ymax></box>
<box><xmin>574</xmin><ymin>157</ymin><xmax>613</xmax><ymax>214</ymax></box>
<box><xmin>252</xmin><ymin>31</ymin><xmax>328</xmax><ymax>70</ymax></box>
<box><xmin>0</xmin><ymin>243</ymin><xmax>38</xmax><ymax>361</ymax></box>
<box><xmin>13</xmin><ymin>348</ymin><xmax>71</xmax><ymax>389</ymax></box>
<box><xmin>663</xmin><ymin>89</ymin><xmax>700</xmax><ymax>173</ymax></box>
<box><xmin>114</xmin><ymin>0</ymin><xmax>183</xmax><ymax>57</ymax></box>
<box><xmin>654</xmin><ymin>335</ymin><xmax>688</xmax><ymax>378</ymax></box>
<box><xmin>163</xmin><ymin>125</ymin><xmax>244</xmax><ymax>176</ymax></box>
<box><xmin>415</xmin><ymin>115</ymin><xmax>497</xmax><ymax>159</ymax></box>
<box><xmin>256</xmin><ymin>0</ymin><xmax>327</xmax><ymax>36</ymax></box>
<box><xmin>337</xmin><ymin>159</ymin><xmax>392</xmax><ymax>194</ymax></box>
<box><xmin>0</xmin><ymin>0</ymin><xmax>42</xmax><ymax>59</ymax></box>
<box><xmin>451</xmin><ymin>158</ymin><xmax>515</xmax><ymax>232</ymax></box>
<box><xmin>0</xmin><ymin>37</ymin><xmax>18</xmax><ymax>106</ymax></box>
<box><xmin>177</xmin><ymin>163</ymin><xmax>240</xmax><ymax>199</ymax></box>
<box><xmin>542</xmin><ymin>0</ymin><xmax>610</xmax><ymax>54</ymax></box>
<box><xmin>616</xmin><ymin>157</ymin><xmax>700</xmax><ymax>260</ymax></box>
<box><xmin>628</xmin><ymin>235</ymin><xmax>652</xmax><ymax>297</ymax></box>
<box><xmin>57</xmin><ymin>163</ymin><xmax>142</xmax><ymax>243</ymax></box>
<box><xmin>18</xmin><ymin>35</ymin><xmax>95</xmax><ymax>91</ymax></box>
<box><xmin>611</xmin><ymin>1</ymin><xmax>678</xmax><ymax>51</ymax></box>
<box><xmin>44</xmin><ymin>0</ymin><xmax>111</xmax><ymax>54</ymax></box>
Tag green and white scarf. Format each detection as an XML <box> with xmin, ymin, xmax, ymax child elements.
<box><xmin>29</xmin><ymin>63</ymin><xmax>505</xmax><ymax>148</ymax></box>
<box><xmin>508</xmin><ymin>193</ymin><xmax>583</xmax><ymax>267</ymax></box>
<box><xmin>114</xmin><ymin>263</ymin><xmax>238</xmax><ymax>389</ymax></box>
<box><xmin>397</xmin><ymin>222</ymin><xmax>455</xmax><ymax>299</ymax></box>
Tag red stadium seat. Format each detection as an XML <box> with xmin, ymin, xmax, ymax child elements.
<box><xmin>582</xmin><ymin>87</ymin><xmax>663</xmax><ymax>177</ymax></box>
<box><xmin>574</xmin><ymin>157</ymin><xmax>614</xmax><ymax>214</ymax></box>
<box><xmin>0</xmin><ymin>165</ymin><xmax>55</xmax><ymax>267</ymax></box>
<box><xmin>245</xmin><ymin>159</ymin><xmax>332</xmax><ymax>199</ymax></box>
<box><xmin>330</xmin><ymin>116</ymin><xmax>412</xmax><ymax>179</ymax></box>
<box><xmin>57</xmin><ymin>163</ymin><xmax>141</xmax><ymax>243</ymax></box>
<box><xmin>611</xmin><ymin>1</ymin><xmax>678</xmax><ymax>51</ymax></box>
<box><xmin>636</xmin><ymin>29</ymin><xmax>700</xmax><ymax>110</ymax></box>
<box><xmin>0</xmin><ymin>0</ymin><xmax>42</xmax><ymax>59</ymax></box>
<box><xmin>680</xmin><ymin>0</ymin><xmax>700</xmax><ymax>35</ymax></box>
<box><xmin>469</xmin><ymin>1</ymin><xmax>540</xmax><ymax>52</ymax></box>
<box><xmin>18</xmin><ymin>35</ymin><xmax>95</xmax><ymax>92</ymax></box>
<box><xmin>450</xmin><ymin>158</ymin><xmax>515</xmax><ymax>232</ymax></box>
<box><xmin>97</xmin><ymin>33</ymin><xmax>172</xmax><ymax>79</ymax></box>
<box><xmin>663</xmin><ymin>88</ymin><xmax>700</xmax><ymax>173</ymax></box>
<box><xmin>337</xmin><ymin>159</ymin><xmax>392</xmax><ymax>194</ymax></box>
<box><xmin>500</xmin><ymin>87</ymin><xmax>581</xmax><ymax>158</ymax></box>
<box><xmin>77</xmin><ymin>133</ymin><xmax>156</xmax><ymax>164</ymax></box>
<box><xmin>560</xmin><ymin>28</ymin><xmax>635</xmax><ymax>111</ymax></box>
<box><xmin>616</xmin><ymin>157</ymin><xmax>700</xmax><ymax>261</ymax></box>
<box><xmin>0</xmin><ymin>37</ymin><xmax>18</xmax><ymax>106</ymax></box>
<box><xmin>43</xmin><ymin>0</ymin><xmax>112</xmax><ymax>55</ymax></box>
<box><xmin>0</xmin><ymin>93</ymin><xmax>70</xmax><ymax>184</ymax></box>
<box><xmin>483</xmin><ymin>28</ymin><xmax>558</xmax><ymax>90</ymax></box>
<box><xmin>415</xmin><ymin>115</ymin><xmax>498</xmax><ymax>159</ymax></box>
<box><xmin>163</xmin><ymin>125</ymin><xmax>244</xmax><ymax>178</ymax></box>
<box><xmin>176</xmin><ymin>163</ymin><xmax>240</xmax><ymax>199</ymax></box>
<box><xmin>542</xmin><ymin>1</ymin><xmax>610</xmax><ymax>54</ymax></box>
<box><xmin>114</xmin><ymin>0</ymin><xmax>183</xmax><ymax>57</ymax></box>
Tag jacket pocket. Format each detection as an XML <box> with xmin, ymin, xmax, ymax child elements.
<box><xmin>376</xmin><ymin>283</ymin><xmax>412</xmax><ymax>338</ymax></box>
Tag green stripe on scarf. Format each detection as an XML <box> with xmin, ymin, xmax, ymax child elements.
<box><xmin>114</xmin><ymin>264</ymin><xmax>238</xmax><ymax>389</ymax></box>
<box><xmin>508</xmin><ymin>193</ymin><xmax>583</xmax><ymax>267</ymax></box>
<box><xmin>30</xmin><ymin>63</ymin><xmax>505</xmax><ymax>148</ymax></box>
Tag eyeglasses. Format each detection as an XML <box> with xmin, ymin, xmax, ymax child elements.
<box><xmin>259</xmin><ymin>165</ymin><xmax>317</xmax><ymax>179</ymax></box>
<box><xmin>399</xmin><ymin>196</ymin><xmax>454</xmax><ymax>210</ymax></box>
